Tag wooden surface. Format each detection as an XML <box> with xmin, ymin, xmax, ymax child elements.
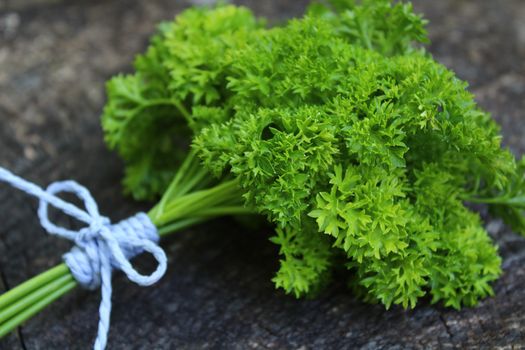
<box><xmin>0</xmin><ymin>0</ymin><xmax>524</xmax><ymax>348</ymax></box>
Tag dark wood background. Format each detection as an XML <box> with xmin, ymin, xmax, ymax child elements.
<box><xmin>0</xmin><ymin>0</ymin><xmax>524</xmax><ymax>348</ymax></box>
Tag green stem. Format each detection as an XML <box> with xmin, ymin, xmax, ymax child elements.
<box><xmin>153</xmin><ymin>149</ymin><xmax>200</xmax><ymax>220</ymax></box>
<box><xmin>464</xmin><ymin>194</ymin><xmax>525</xmax><ymax>207</ymax></box>
<box><xmin>0</xmin><ymin>274</ymin><xmax>75</xmax><ymax>324</ymax></box>
<box><xmin>157</xmin><ymin>217</ymin><xmax>207</xmax><ymax>237</ymax></box>
<box><xmin>142</xmin><ymin>98</ymin><xmax>192</xmax><ymax>123</ymax></box>
<box><xmin>157</xmin><ymin>206</ymin><xmax>254</xmax><ymax>236</ymax></box>
<box><xmin>193</xmin><ymin>206</ymin><xmax>254</xmax><ymax>217</ymax></box>
<box><xmin>171</xmin><ymin>167</ymin><xmax>210</xmax><ymax>199</ymax></box>
<box><xmin>155</xmin><ymin>179</ymin><xmax>242</xmax><ymax>225</ymax></box>
<box><xmin>0</xmin><ymin>264</ymin><xmax>70</xmax><ymax>310</ymax></box>
<box><xmin>0</xmin><ymin>281</ymin><xmax>76</xmax><ymax>338</ymax></box>
<box><xmin>118</xmin><ymin>97</ymin><xmax>192</xmax><ymax>145</ymax></box>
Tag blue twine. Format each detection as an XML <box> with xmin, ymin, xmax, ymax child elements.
<box><xmin>0</xmin><ymin>167</ymin><xmax>167</xmax><ymax>350</ymax></box>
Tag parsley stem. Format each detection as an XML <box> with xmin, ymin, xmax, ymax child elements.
<box><xmin>153</xmin><ymin>179</ymin><xmax>243</xmax><ymax>226</ymax></box>
<box><xmin>154</xmin><ymin>149</ymin><xmax>200</xmax><ymax>219</ymax></box>
<box><xmin>191</xmin><ymin>205</ymin><xmax>254</xmax><ymax>217</ymax></box>
<box><xmin>0</xmin><ymin>274</ymin><xmax>75</xmax><ymax>324</ymax></box>
<box><xmin>0</xmin><ymin>264</ymin><xmax>70</xmax><ymax>310</ymax></box>
<box><xmin>464</xmin><ymin>195</ymin><xmax>525</xmax><ymax>207</ymax></box>
<box><xmin>0</xmin><ymin>280</ymin><xmax>76</xmax><ymax>338</ymax></box>
<box><xmin>143</xmin><ymin>98</ymin><xmax>192</xmax><ymax>123</ymax></box>
<box><xmin>157</xmin><ymin>217</ymin><xmax>206</xmax><ymax>237</ymax></box>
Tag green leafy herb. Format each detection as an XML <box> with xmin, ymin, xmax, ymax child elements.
<box><xmin>103</xmin><ymin>0</ymin><xmax>522</xmax><ymax>308</ymax></box>
<box><xmin>3</xmin><ymin>1</ymin><xmax>525</xmax><ymax>335</ymax></box>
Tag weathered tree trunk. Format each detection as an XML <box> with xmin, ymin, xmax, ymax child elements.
<box><xmin>0</xmin><ymin>0</ymin><xmax>524</xmax><ymax>348</ymax></box>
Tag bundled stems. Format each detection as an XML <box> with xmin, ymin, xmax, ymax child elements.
<box><xmin>0</xmin><ymin>152</ymin><xmax>252</xmax><ymax>337</ymax></box>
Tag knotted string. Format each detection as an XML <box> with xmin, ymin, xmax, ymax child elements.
<box><xmin>0</xmin><ymin>167</ymin><xmax>167</xmax><ymax>350</ymax></box>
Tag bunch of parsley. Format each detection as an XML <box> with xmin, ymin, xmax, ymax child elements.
<box><xmin>2</xmin><ymin>0</ymin><xmax>525</xmax><ymax>336</ymax></box>
<box><xmin>105</xmin><ymin>0</ymin><xmax>525</xmax><ymax>308</ymax></box>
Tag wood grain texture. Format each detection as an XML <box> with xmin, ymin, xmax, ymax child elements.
<box><xmin>0</xmin><ymin>0</ymin><xmax>524</xmax><ymax>348</ymax></box>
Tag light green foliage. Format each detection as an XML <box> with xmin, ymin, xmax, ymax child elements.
<box><xmin>102</xmin><ymin>0</ymin><xmax>524</xmax><ymax>309</ymax></box>
<box><xmin>102</xmin><ymin>5</ymin><xmax>263</xmax><ymax>199</ymax></box>
<box><xmin>308</xmin><ymin>0</ymin><xmax>428</xmax><ymax>56</ymax></box>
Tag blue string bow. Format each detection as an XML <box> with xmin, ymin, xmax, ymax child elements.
<box><xmin>0</xmin><ymin>167</ymin><xmax>167</xmax><ymax>350</ymax></box>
